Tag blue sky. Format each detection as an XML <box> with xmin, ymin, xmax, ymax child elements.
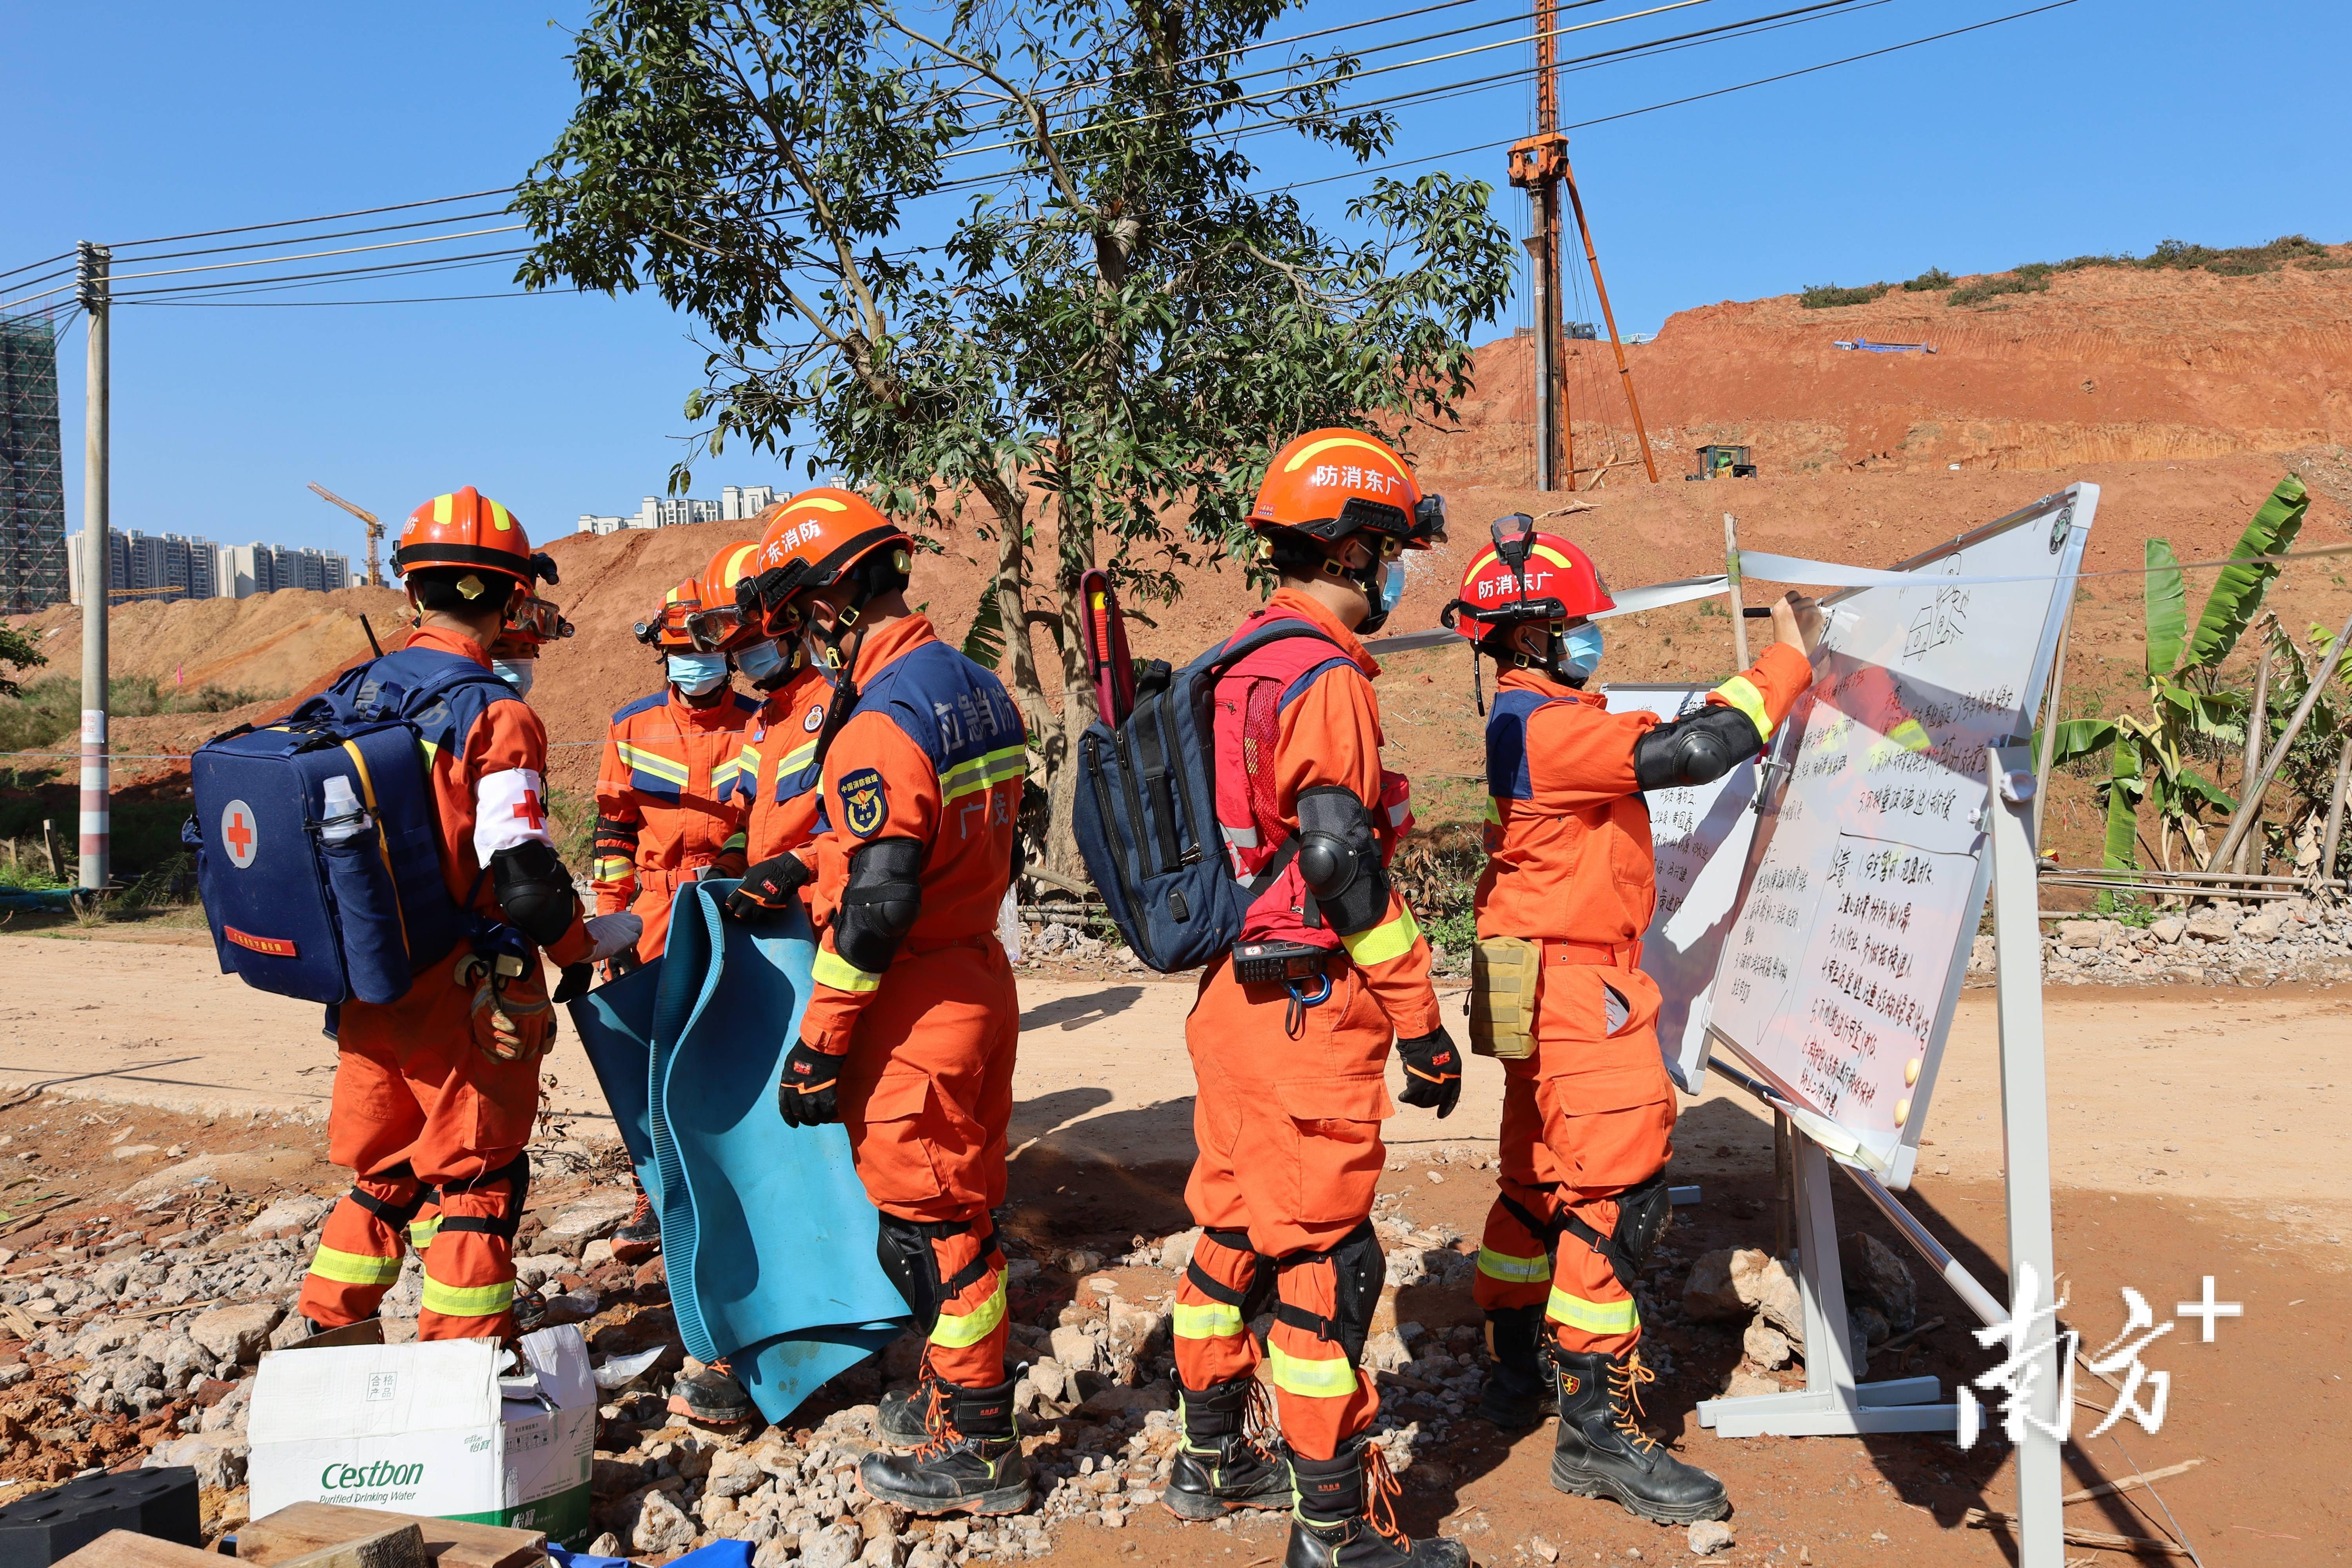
<box><xmin>2</xmin><ymin>0</ymin><xmax>2337</xmax><ymax>558</ymax></box>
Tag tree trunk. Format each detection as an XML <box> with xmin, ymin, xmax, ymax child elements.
<box><xmin>1042</xmin><ymin>492</ymin><xmax>1101</xmax><ymax>887</ymax></box>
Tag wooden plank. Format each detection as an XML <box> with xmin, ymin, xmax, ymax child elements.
<box><xmin>1965</xmin><ymin>1508</ymin><xmax>2193</xmax><ymax>1557</ymax></box>
<box><xmin>238</xmin><ymin>1502</ymin><xmax>546</xmax><ymax>1568</ymax></box>
<box><xmin>279</xmin><ymin>1522</ymin><xmax>429</xmax><ymax>1568</ymax></box>
<box><xmin>55</xmin><ymin>1529</ymin><xmax>222</xmax><ymax>1565</ymax></box>
<box><xmin>2062</xmin><ymin>1456</ymin><xmax>2207</xmax><ymax>1508</ymax></box>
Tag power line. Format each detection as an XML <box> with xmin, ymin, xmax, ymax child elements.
<box><xmin>0</xmin><ymin>251</ymin><xmax>74</xmax><ymax>285</ymax></box>
<box><xmin>100</xmin><ymin>224</ymin><xmax>528</xmax><ymax>287</ymax></box>
<box><xmin>128</xmin><ymin>289</ymin><xmax>575</xmax><ymax>309</ymax></box>
<box><xmin>107</xmin><ymin>207</ymin><xmax>521</xmax><ymax>266</ymax></box>
<box><xmin>104</xmin><ymin>187</ymin><xmax>517</xmax><ymax>250</ymax></box>
<box><xmin>123</xmin><ymin>253</ymin><xmax>540</xmax><ymax>304</ymax></box>
<box><xmin>108</xmin><ymin>247</ymin><xmax>533</xmax><ymax>300</ymax></box>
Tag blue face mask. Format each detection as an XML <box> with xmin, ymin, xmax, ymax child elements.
<box><xmin>735</xmin><ymin>639</ymin><xmax>789</xmax><ymax>684</ymax></box>
<box><xmin>666</xmin><ymin>652</ymin><xmax>730</xmax><ymax>697</ymax></box>
<box><xmin>1378</xmin><ymin>556</ymin><xmax>1407</xmax><ymax>617</ymax></box>
<box><xmin>1563</xmin><ymin>622</ymin><xmax>1605</xmax><ymax>679</ymax></box>
<box><xmin>492</xmin><ymin>659</ymin><xmax>535</xmax><ymax>700</ymax></box>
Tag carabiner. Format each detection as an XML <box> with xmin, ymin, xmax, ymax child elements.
<box><xmin>1283</xmin><ymin>971</ymin><xmax>1333</xmax><ymax>1039</ymax></box>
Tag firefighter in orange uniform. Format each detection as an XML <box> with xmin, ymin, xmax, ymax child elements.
<box><xmin>1448</xmin><ymin>517</ymin><xmax>1819</xmax><ymax>1525</ymax></box>
<box><xmin>591</xmin><ymin>572</ymin><xmax>762</xmax><ymax>966</ymax></box>
<box><xmin>736</xmin><ymin>488</ymin><xmax>1029</xmax><ymax>1516</ymax></box>
<box><xmin>296</xmin><ymin>488</ymin><xmax>639</xmax><ymax>1341</ymax></box>
<box><xmin>1167</xmin><ymin>430</ymin><xmax>1466</xmax><ymax>1568</ymax></box>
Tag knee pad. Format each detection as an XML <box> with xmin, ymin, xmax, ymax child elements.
<box><xmin>1185</xmin><ymin>1227</ymin><xmax>1275</xmax><ymax>1323</ymax></box>
<box><xmin>1273</xmin><ymin>1220</ymin><xmax>1385</xmax><ymax>1365</ymax></box>
<box><xmin>429</xmin><ymin>1152</ymin><xmax>533</xmax><ymax>1244</ymax></box>
<box><xmin>875</xmin><ymin>1215</ymin><xmax>1001</xmax><ymax>1336</ymax></box>
<box><xmin>1558</xmin><ymin>1171</ymin><xmax>1673</xmax><ymax>1290</ymax></box>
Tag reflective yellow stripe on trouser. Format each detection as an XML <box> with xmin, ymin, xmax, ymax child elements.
<box><xmin>1477</xmin><ymin>1247</ymin><xmax>1552</xmax><ymax>1285</ymax></box>
<box><xmin>930</xmin><ymin>1275</ymin><xmax>1007</xmax><ymax>1349</ymax></box>
<box><xmin>1173</xmin><ymin>1300</ymin><xmax>1245</xmax><ymax>1341</ymax></box>
<box><xmin>1339</xmin><ymin>905</ymin><xmax>1421</xmax><ymax>968</ymax></box>
<box><xmin>1267</xmin><ymin>1341</ymin><xmax>1361</xmax><ymax>1400</ymax></box>
<box><xmin>408</xmin><ymin>1215</ymin><xmax>441</xmax><ymax>1250</ymax></box>
<box><xmin>812</xmin><ymin>947</ymin><xmax>880</xmax><ymax>992</ymax></box>
<box><xmin>307</xmin><ymin>1244</ymin><xmax>403</xmax><ymax>1287</ymax></box>
<box><xmin>1711</xmin><ymin>675</ymin><xmax>1773</xmax><ymax>740</ymax></box>
<box><xmin>421</xmin><ymin>1276</ymin><xmax>515</xmax><ymax>1319</ymax></box>
<box><xmin>1547</xmin><ymin>1286</ymin><xmax>1639</xmax><ymax>1335</ymax></box>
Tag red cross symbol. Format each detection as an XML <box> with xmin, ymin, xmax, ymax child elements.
<box><xmin>225</xmin><ymin>811</ymin><xmax>254</xmax><ymax>860</ymax></box>
<box><xmin>512</xmin><ymin>789</ymin><xmax>546</xmax><ymax>833</ymax></box>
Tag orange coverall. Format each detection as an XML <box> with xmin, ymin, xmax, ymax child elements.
<box><xmin>1471</xmin><ymin>645</ymin><xmax>1812</xmax><ymax>1357</ymax></box>
<box><xmin>799</xmin><ymin>615</ymin><xmax>1025</xmax><ymax>1388</ymax></box>
<box><xmin>592</xmin><ymin>687</ymin><xmax>759</xmax><ymax>960</ymax></box>
<box><xmin>298</xmin><ymin>625</ymin><xmax>593</xmax><ymax>1340</ymax></box>
<box><xmin>733</xmin><ymin>663</ymin><xmax>837</xmax><ymax>868</ymax></box>
<box><xmin>1173</xmin><ymin>588</ymin><xmax>1441</xmax><ymax>1462</ymax></box>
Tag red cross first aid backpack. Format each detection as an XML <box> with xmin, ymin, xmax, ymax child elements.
<box><xmin>186</xmin><ymin>647</ymin><xmax>512</xmax><ymax>1006</ymax></box>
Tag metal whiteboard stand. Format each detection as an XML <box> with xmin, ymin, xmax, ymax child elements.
<box><xmin>1695</xmin><ymin>750</ymin><xmax>2066</xmax><ymax>1568</ymax></box>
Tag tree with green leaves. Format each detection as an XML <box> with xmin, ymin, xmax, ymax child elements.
<box><xmin>517</xmin><ymin>0</ymin><xmax>1515</xmax><ymax>879</ymax></box>
<box><xmin>0</xmin><ymin>624</ymin><xmax>45</xmax><ymax>701</ymax></box>
<box><xmin>2045</xmin><ymin>475</ymin><xmax>2319</xmax><ymax>883</ymax></box>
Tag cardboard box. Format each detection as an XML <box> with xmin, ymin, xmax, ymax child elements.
<box><xmin>246</xmin><ymin>1326</ymin><xmax>597</xmax><ymax>1546</ymax></box>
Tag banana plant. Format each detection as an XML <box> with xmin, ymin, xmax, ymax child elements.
<box><xmin>2041</xmin><ymin>475</ymin><xmax>2309</xmax><ymax>896</ymax></box>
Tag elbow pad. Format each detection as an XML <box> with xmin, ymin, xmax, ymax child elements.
<box><xmin>492</xmin><ymin>840</ymin><xmax>580</xmax><ymax>946</ymax></box>
<box><xmin>835</xmin><ymin>837</ymin><xmax>925</xmax><ymax>974</ymax></box>
<box><xmin>1294</xmin><ymin>785</ymin><xmax>1389</xmax><ymax>937</ymax></box>
<box><xmin>1632</xmin><ymin>705</ymin><xmax>1765</xmax><ymax>792</ymax></box>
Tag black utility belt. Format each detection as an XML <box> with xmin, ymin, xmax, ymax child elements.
<box><xmin>1230</xmin><ymin>939</ymin><xmax>1336</xmax><ymax>986</ymax></box>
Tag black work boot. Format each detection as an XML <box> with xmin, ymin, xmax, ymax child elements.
<box><xmin>610</xmin><ymin>1181</ymin><xmax>662</xmax><ymax>1265</ymax></box>
<box><xmin>1285</xmin><ymin>1436</ymin><xmax>1469</xmax><ymax>1567</ymax></box>
<box><xmin>1165</xmin><ymin>1376</ymin><xmax>1293</xmax><ymax>1519</ymax></box>
<box><xmin>877</xmin><ymin>1352</ymin><xmax>942</xmax><ymax>1447</ymax></box>
<box><xmin>859</xmin><ymin>1376</ymin><xmax>1032</xmax><ymax>1516</ymax></box>
<box><xmin>669</xmin><ymin>1357</ymin><xmax>754</xmax><ymax>1425</ymax></box>
<box><xmin>1477</xmin><ymin>1304</ymin><xmax>1558</xmax><ymax>1429</ymax></box>
<box><xmin>1546</xmin><ymin>1345</ymin><xmax>1730</xmax><ymax>1523</ymax></box>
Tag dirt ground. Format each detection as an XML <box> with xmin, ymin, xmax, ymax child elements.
<box><xmin>2</xmin><ymin>923</ymin><xmax>2346</xmax><ymax>1564</ymax></box>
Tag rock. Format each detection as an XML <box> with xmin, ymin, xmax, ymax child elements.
<box><xmin>2150</xmin><ymin>915</ymin><xmax>2187</xmax><ymax>944</ymax></box>
<box><xmin>268</xmin><ymin>1313</ymin><xmax>314</xmax><ymax>1352</ymax></box>
<box><xmin>1687</xmin><ymin>1519</ymin><xmax>1736</xmax><ymax>1556</ymax></box>
<box><xmin>624</xmin><ymin>1488</ymin><xmax>698</xmax><ymax>1555</ymax></box>
<box><xmin>1681</xmin><ymin>1249</ymin><xmax>1752</xmax><ymax>1323</ymax></box>
<box><xmin>581</xmin><ymin>1239</ymin><xmax>616</xmax><ymax>1269</ymax></box>
<box><xmin>1721</xmin><ymin>1368</ymin><xmax>1781</xmax><ymax>1399</ymax></box>
<box><xmin>1530</xmin><ymin>1537</ymin><xmax>1560</xmax><ymax>1563</ymax></box>
<box><xmin>1741</xmin><ymin>1321</ymin><xmax>1790</xmax><ymax>1370</ymax></box>
<box><xmin>1361</xmin><ymin>1332</ymin><xmax>1412</xmax><ymax>1373</ymax></box>
<box><xmin>544</xmin><ymin>1193</ymin><xmax>639</xmax><ymax>1249</ymax></box>
<box><xmin>706</xmin><ymin>1445</ymin><xmax>769</xmax><ymax>1499</ymax></box>
<box><xmin>1106</xmin><ymin>1299</ymin><xmax>1169</xmax><ymax>1358</ymax></box>
<box><xmin>802</xmin><ymin>1522</ymin><xmax>864</xmax><ymax>1568</ymax></box>
<box><xmin>1062</xmin><ymin>1248</ymin><xmax>1103</xmax><ymax>1274</ymax></box>
<box><xmin>2184</xmin><ymin>905</ymin><xmax>2239</xmax><ymax>943</ymax></box>
<box><xmin>586</xmin><ymin>1535</ymin><xmax>624</xmax><ymax>1558</ymax></box>
<box><xmin>112</xmin><ymin>1144</ymin><xmax>162</xmax><ymax>1160</ymax></box>
<box><xmin>1751</xmin><ymin>1258</ymin><xmax>1804</xmax><ymax>1348</ymax></box>
<box><xmin>1851</xmin><ymin>1305</ymin><xmax>1890</xmax><ymax>1353</ymax></box>
<box><xmin>593</xmin><ymin>1456</ymin><xmax>652</xmax><ymax>1497</ymax></box>
<box><xmin>1840</xmin><ymin>1231</ymin><xmax>1917</xmax><ymax>1332</ymax></box>
<box><xmin>856</xmin><ymin>1501</ymin><xmax>905</xmax><ymax>1544</ymax></box>
<box><xmin>1969</xmin><ymin>934</ymin><xmax>1995</xmax><ymax>972</ymax></box>
<box><xmin>1025</xmin><ymin>1356</ymin><xmax>1070</xmax><ymax>1405</ymax></box>
<box><xmin>1076</xmin><ymin>1382</ymin><xmax>1172</xmax><ymax>1417</ymax></box>
<box><xmin>242</xmin><ymin>1194</ymin><xmax>332</xmax><ymax>1238</ymax></box>
<box><xmin>861</xmin><ymin>1536</ymin><xmax>906</xmax><ymax>1568</ymax></box>
<box><xmin>2239</xmin><ymin>907</ymin><xmax>2289</xmax><ymax>942</ymax></box>
<box><xmin>753</xmin><ymin>1541</ymin><xmax>797</xmax><ymax>1568</ymax></box>
<box><xmin>2055</xmin><ymin>919</ymin><xmax>2117</xmax><ymax>949</ymax></box>
<box><xmin>189</xmin><ymin>1301</ymin><xmax>285</xmax><ymax>1364</ymax></box>
<box><xmin>149</xmin><ymin>1431</ymin><xmax>248</xmax><ymax>1490</ymax></box>
<box><xmin>1157</xmin><ymin>1228</ymin><xmax>1201</xmax><ymax>1274</ymax></box>
<box><xmin>1050</xmin><ymin>1324</ymin><xmax>1105</xmax><ymax>1374</ymax></box>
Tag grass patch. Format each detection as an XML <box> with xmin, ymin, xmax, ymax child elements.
<box><xmin>1902</xmin><ymin>267</ymin><xmax>1953</xmax><ymax>292</ymax></box>
<box><xmin>0</xmin><ymin>673</ymin><xmax>270</xmax><ymax>764</ymax></box>
<box><xmin>1799</xmin><ymin>281</ymin><xmax>1890</xmax><ymax>309</ymax></box>
<box><xmin>1944</xmin><ymin>235</ymin><xmax>2344</xmax><ymax>307</ymax></box>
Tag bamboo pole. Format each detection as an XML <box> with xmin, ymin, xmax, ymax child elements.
<box><xmin>2322</xmin><ymin>735</ymin><xmax>2352</xmax><ymax>902</ymax></box>
<box><xmin>2234</xmin><ymin>637</ymin><xmax>2272</xmax><ymax>877</ymax></box>
<box><xmin>2210</xmin><ymin>606</ymin><xmax>2352</xmax><ymax>875</ymax></box>
<box><xmin>1724</xmin><ymin>514</ymin><xmax>1749</xmax><ymax>668</ymax></box>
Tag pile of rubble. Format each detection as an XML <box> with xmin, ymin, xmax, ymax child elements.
<box><xmin>1017</xmin><ymin>920</ymin><xmax>1145</xmax><ymax>972</ymax></box>
<box><xmin>1681</xmin><ymin>1233</ymin><xmax>1919</xmax><ymax>1394</ymax></box>
<box><xmin>1964</xmin><ymin>895</ymin><xmax>2352</xmax><ymax>986</ymax></box>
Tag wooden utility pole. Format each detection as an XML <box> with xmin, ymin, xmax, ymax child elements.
<box><xmin>1508</xmin><ymin>0</ymin><xmax>1659</xmax><ymax>490</ymax></box>
<box><xmin>76</xmin><ymin>243</ymin><xmax>109</xmax><ymax>893</ymax></box>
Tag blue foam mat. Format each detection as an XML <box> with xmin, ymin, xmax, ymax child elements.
<box><xmin>570</xmin><ymin>883</ymin><xmax>906</xmax><ymax>1424</ymax></box>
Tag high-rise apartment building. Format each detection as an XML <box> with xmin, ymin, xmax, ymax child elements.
<box><xmin>578</xmin><ymin>484</ymin><xmax>779</xmax><ymax>534</ymax></box>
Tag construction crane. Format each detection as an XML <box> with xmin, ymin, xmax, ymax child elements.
<box><xmin>1508</xmin><ymin>0</ymin><xmax>1658</xmax><ymax>491</ymax></box>
<box><xmin>307</xmin><ymin>482</ymin><xmax>385</xmax><ymax>587</ymax></box>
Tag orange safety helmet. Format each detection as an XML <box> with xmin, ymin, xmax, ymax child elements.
<box><xmin>633</xmin><ymin>575</ymin><xmax>710</xmax><ymax>650</ymax></box>
<box><xmin>684</xmin><ymin>538</ymin><xmax>767</xmax><ymax>653</ymax></box>
<box><xmin>739</xmin><ymin>487</ymin><xmax>912</xmax><ymax>639</ymax></box>
<box><xmin>1443</xmin><ymin>513</ymin><xmax>1613</xmax><ymax>653</ymax></box>
<box><xmin>392</xmin><ymin>486</ymin><xmax>541</xmax><ymax>601</ymax></box>
<box><xmin>1248</xmin><ymin>428</ymin><xmax>1447</xmax><ymax>553</ymax></box>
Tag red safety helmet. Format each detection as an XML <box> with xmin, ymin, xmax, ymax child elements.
<box><xmin>1248</xmin><ymin>428</ymin><xmax>1446</xmax><ymax>555</ymax></box>
<box><xmin>685</xmin><ymin>538</ymin><xmax>767</xmax><ymax>653</ymax></box>
<box><xmin>1443</xmin><ymin>514</ymin><xmax>1613</xmax><ymax>652</ymax></box>
<box><xmin>392</xmin><ymin>486</ymin><xmax>540</xmax><ymax>600</ymax></box>
<box><xmin>739</xmin><ymin>488</ymin><xmax>913</xmax><ymax>639</ymax></box>
<box><xmin>634</xmin><ymin>575</ymin><xmax>710</xmax><ymax>650</ymax></box>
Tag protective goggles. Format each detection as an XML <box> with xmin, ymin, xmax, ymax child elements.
<box><xmin>1334</xmin><ymin>492</ymin><xmax>1448</xmax><ymax>548</ymax></box>
<box><xmin>631</xmin><ymin>605</ymin><xmax>695</xmax><ymax>646</ymax></box>
<box><xmin>684</xmin><ymin>603</ymin><xmax>748</xmax><ymax>653</ymax></box>
<box><xmin>504</xmin><ymin>595</ymin><xmax>574</xmax><ymax>643</ymax></box>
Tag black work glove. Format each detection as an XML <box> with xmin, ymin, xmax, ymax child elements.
<box><xmin>777</xmin><ymin>1039</ymin><xmax>844</xmax><ymax>1127</ymax></box>
<box><xmin>1396</xmin><ymin>1025</ymin><xmax>1462</xmax><ymax>1119</ymax></box>
<box><xmin>604</xmin><ymin>946</ymin><xmax>643</xmax><ymax>980</ymax></box>
<box><xmin>726</xmin><ymin>853</ymin><xmax>813</xmax><ymax>924</ymax></box>
<box><xmin>552</xmin><ymin>963</ymin><xmax>593</xmax><ymax>1005</ymax></box>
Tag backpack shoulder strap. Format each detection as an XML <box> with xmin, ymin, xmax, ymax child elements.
<box><xmin>1193</xmin><ymin>617</ymin><xmax>1341</xmax><ymax>682</ymax></box>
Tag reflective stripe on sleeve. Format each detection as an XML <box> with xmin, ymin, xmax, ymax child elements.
<box><xmin>1172</xmin><ymin>1300</ymin><xmax>1246</xmax><ymax>1341</ymax></box>
<box><xmin>1339</xmin><ymin>904</ymin><xmax>1422</xmax><ymax>967</ymax></box>
<box><xmin>593</xmin><ymin>857</ymin><xmax>632</xmax><ymax>882</ymax></box>
<box><xmin>1477</xmin><ymin>1247</ymin><xmax>1552</xmax><ymax>1285</ymax></box>
<box><xmin>1267</xmin><ymin>1342</ymin><xmax>1361</xmax><ymax>1400</ymax></box>
<box><xmin>812</xmin><ymin>947</ymin><xmax>881</xmax><ymax>992</ymax></box>
<box><xmin>616</xmin><ymin>744</ymin><xmax>691</xmax><ymax>787</ymax></box>
<box><xmin>1711</xmin><ymin>675</ymin><xmax>1773</xmax><ymax>740</ymax></box>
<box><xmin>1546</xmin><ymin>1287</ymin><xmax>1639</xmax><ymax>1334</ymax></box>
<box><xmin>940</xmin><ymin>744</ymin><xmax>1027</xmax><ymax>804</ymax></box>
<box><xmin>306</xmin><ymin>1245</ymin><xmax>403</xmax><ymax>1287</ymax></box>
<box><xmin>421</xmin><ymin>1276</ymin><xmax>515</xmax><ymax>1319</ymax></box>
<box><xmin>929</xmin><ymin>1275</ymin><xmax>1007</xmax><ymax>1349</ymax></box>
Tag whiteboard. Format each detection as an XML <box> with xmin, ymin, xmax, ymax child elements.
<box><xmin>1604</xmin><ymin>684</ymin><xmax>1759</xmax><ymax>1094</ymax></box>
<box><xmin>1706</xmin><ymin>485</ymin><xmax>2095</xmax><ymax>1189</ymax></box>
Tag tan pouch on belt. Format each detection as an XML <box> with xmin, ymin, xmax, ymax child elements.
<box><xmin>1468</xmin><ymin>936</ymin><xmax>1540</xmax><ymax>1060</ymax></box>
